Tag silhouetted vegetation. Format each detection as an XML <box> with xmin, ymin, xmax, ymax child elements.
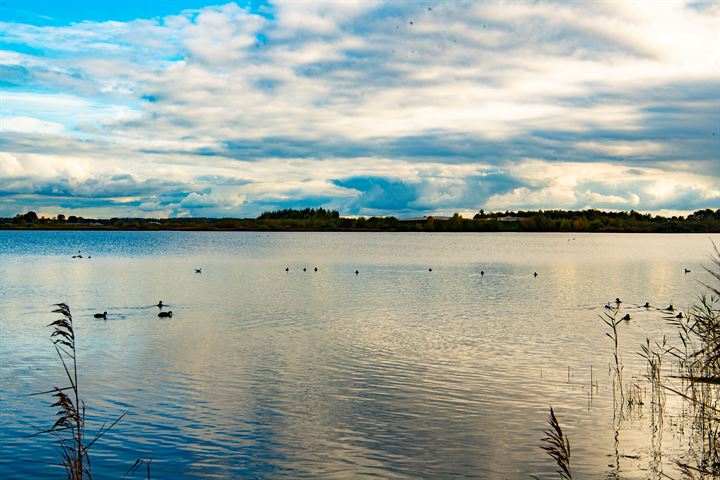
<box><xmin>34</xmin><ymin>304</ymin><xmax>126</xmax><ymax>479</ymax></box>
<box><xmin>2</xmin><ymin>208</ymin><xmax>719</xmax><ymax>232</ymax></box>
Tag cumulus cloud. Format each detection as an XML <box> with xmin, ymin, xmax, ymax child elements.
<box><xmin>0</xmin><ymin>1</ymin><xmax>718</xmax><ymax>217</ymax></box>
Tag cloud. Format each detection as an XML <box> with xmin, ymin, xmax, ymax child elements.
<box><xmin>1</xmin><ymin>116</ymin><xmax>66</xmax><ymax>135</ymax></box>
<box><xmin>0</xmin><ymin>1</ymin><xmax>718</xmax><ymax>217</ymax></box>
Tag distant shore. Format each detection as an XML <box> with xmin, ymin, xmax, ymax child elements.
<box><xmin>2</xmin><ymin>208</ymin><xmax>719</xmax><ymax>233</ymax></box>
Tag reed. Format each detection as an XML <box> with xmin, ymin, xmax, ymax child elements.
<box><xmin>539</xmin><ymin>407</ymin><xmax>572</xmax><ymax>480</ymax></box>
<box><xmin>601</xmin><ymin>307</ymin><xmax>625</xmax><ymax>408</ymax></box>
<box><xmin>34</xmin><ymin>303</ymin><xmax>125</xmax><ymax>479</ymax></box>
<box><xmin>652</xmin><ymin>244</ymin><xmax>720</xmax><ymax>475</ymax></box>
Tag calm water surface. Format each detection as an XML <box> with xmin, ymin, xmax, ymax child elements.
<box><xmin>1</xmin><ymin>231</ymin><xmax>718</xmax><ymax>478</ymax></box>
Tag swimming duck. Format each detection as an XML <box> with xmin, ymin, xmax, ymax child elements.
<box><xmin>684</xmin><ymin>268</ymin><xmax>691</xmax><ymax>274</ymax></box>
<box><xmin>195</xmin><ymin>268</ymin><xmax>202</xmax><ymax>273</ymax></box>
<box><xmin>314</xmin><ymin>267</ymin><xmax>318</xmax><ymax>272</ymax></box>
<box><xmin>480</xmin><ymin>271</ymin><xmax>484</xmax><ymax>276</ymax></box>
<box><xmin>355</xmin><ymin>270</ymin><xmax>359</xmax><ymax>275</ymax></box>
<box><xmin>158</xmin><ymin>311</ymin><xmax>173</xmax><ymax>318</ymax></box>
<box><xmin>676</xmin><ymin>312</ymin><xmax>684</xmax><ymax>319</ymax></box>
<box><xmin>285</xmin><ymin>267</ymin><xmax>289</xmax><ymax>272</ymax></box>
<box><xmin>429</xmin><ymin>267</ymin><xmax>432</xmax><ymax>272</ymax></box>
<box><xmin>621</xmin><ymin>314</ymin><xmax>631</xmax><ymax>321</ymax></box>
<box><xmin>534</xmin><ymin>272</ymin><xmax>538</xmax><ymax>277</ymax></box>
<box><xmin>643</xmin><ymin>302</ymin><xmax>650</xmax><ymax>308</ymax></box>
<box><xmin>157</xmin><ymin>301</ymin><xmax>164</xmax><ymax>308</ymax></box>
<box><xmin>303</xmin><ymin>268</ymin><xmax>307</xmax><ymax>272</ymax></box>
<box><xmin>615</xmin><ymin>298</ymin><xmax>622</xmax><ymax>304</ymax></box>
<box><xmin>94</xmin><ymin>311</ymin><xmax>107</xmax><ymax>319</ymax></box>
<box><xmin>665</xmin><ymin>304</ymin><xmax>674</xmax><ymax>312</ymax></box>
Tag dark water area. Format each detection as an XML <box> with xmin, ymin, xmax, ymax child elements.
<box><xmin>1</xmin><ymin>231</ymin><xmax>718</xmax><ymax>478</ymax></box>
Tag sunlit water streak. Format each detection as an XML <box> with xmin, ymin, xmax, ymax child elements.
<box><xmin>1</xmin><ymin>231</ymin><xmax>718</xmax><ymax>478</ymax></box>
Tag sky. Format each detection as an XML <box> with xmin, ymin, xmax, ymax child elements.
<box><xmin>0</xmin><ymin>1</ymin><xmax>718</xmax><ymax>219</ymax></box>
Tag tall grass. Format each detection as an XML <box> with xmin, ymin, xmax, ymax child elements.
<box><xmin>536</xmin><ymin>407</ymin><xmax>572</xmax><ymax>480</ymax></box>
<box><xmin>35</xmin><ymin>303</ymin><xmax>125</xmax><ymax>479</ymax></box>
<box><xmin>602</xmin><ymin>307</ymin><xmax>625</xmax><ymax>408</ymax></box>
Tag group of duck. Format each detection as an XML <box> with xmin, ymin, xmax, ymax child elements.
<box><xmin>282</xmin><ymin>266</ymin><xmax>539</xmax><ymax>277</ymax></box>
<box><xmin>606</xmin><ymin>297</ymin><xmax>683</xmax><ymax>321</ymax></box>
<box><xmin>94</xmin><ymin>300</ymin><xmax>171</xmax><ymax>320</ymax></box>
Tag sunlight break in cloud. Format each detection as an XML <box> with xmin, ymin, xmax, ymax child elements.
<box><xmin>0</xmin><ymin>1</ymin><xmax>718</xmax><ymax>218</ymax></box>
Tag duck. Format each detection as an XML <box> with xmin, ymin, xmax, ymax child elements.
<box><xmin>684</xmin><ymin>268</ymin><xmax>691</xmax><ymax>274</ymax></box>
<box><xmin>355</xmin><ymin>270</ymin><xmax>359</xmax><ymax>275</ymax></box>
<box><xmin>195</xmin><ymin>268</ymin><xmax>202</xmax><ymax>273</ymax></box>
<box><xmin>429</xmin><ymin>267</ymin><xmax>432</xmax><ymax>272</ymax></box>
<box><xmin>615</xmin><ymin>298</ymin><xmax>622</xmax><ymax>304</ymax></box>
<box><xmin>303</xmin><ymin>267</ymin><xmax>307</xmax><ymax>272</ymax></box>
<box><xmin>285</xmin><ymin>267</ymin><xmax>289</xmax><ymax>272</ymax></box>
<box><xmin>665</xmin><ymin>304</ymin><xmax>674</xmax><ymax>312</ymax></box>
<box><xmin>642</xmin><ymin>302</ymin><xmax>650</xmax><ymax>308</ymax></box>
<box><xmin>314</xmin><ymin>267</ymin><xmax>318</xmax><ymax>272</ymax></box>
<box><xmin>676</xmin><ymin>312</ymin><xmax>684</xmax><ymax>319</ymax></box>
<box><xmin>94</xmin><ymin>311</ymin><xmax>107</xmax><ymax>319</ymax></box>
<box><xmin>480</xmin><ymin>270</ymin><xmax>484</xmax><ymax>276</ymax></box>
<box><xmin>533</xmin><ymin>272</ymin><xmax>538</xmax><ymax>277</ymax></box>
<box><xmin>158</xmin><ymin>311</ymin><xmax>173</xmax><ymax>318</ymax></box>
<box><xmin>621</xmin><ymin>314</ymin><xmax>631</xmax><ymax>321</ymax></box>
<box><xmin>157</xmin><ymin>301</ymin><xmax>164</xmax><ymax>308</ymax></box>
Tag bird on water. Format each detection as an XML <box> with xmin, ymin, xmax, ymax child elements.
<box><xmin>195</xmin><ymin>268</ymin><xmax>202</xmax><ymax>273</ymax></box>
<box><xmin>158</xmin><ymin>311</ymin><xmax>173</xmax><ymax>318</ymax></box>
<box><xmin>157</xmin><ymin>301</ymin><xmax>164</xmax><ymax>308</ymax></box>
<box><xmin>94</xmin><ymin>311</ymin><xmax>107</xmax><ymax>319</ymax></box>
<box><xmin>355</xmin><ymin>270</ymin><xmax>359</xmax><ymax>275</ymax></box>
<box><xmin>643</xmin><ymin>302</ymin><xmax>650</xmax><ymax>308</ymax></box>
<box><xmin>621</xmin><ymin>314</ymin><xmax>631</xmax><ymax>321</ymax></box>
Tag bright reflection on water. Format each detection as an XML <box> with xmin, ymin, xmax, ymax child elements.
<box><xmin>1</xmin><ymin>231</ymin><xmax>718</xmax><ymax>478</ymax></box>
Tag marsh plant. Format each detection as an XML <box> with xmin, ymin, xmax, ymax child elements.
<box><xmin>35</xmin><ymin>303</ymin><xmax>125</xmax><ymax>479</ymax></box>
<box><xmin>602</xmin><ymin>307</ymin><xmax>625</xmax><ymax>409</ymax></box>
<box><xmin>668</xmin><ymin>294</ymin><xmax>720</xmax><ymax>474</ymax></box>
<box><xmin>535</xmin><ymin>407</ymin><xmax>572</xmax><ymax>480</ymax></box>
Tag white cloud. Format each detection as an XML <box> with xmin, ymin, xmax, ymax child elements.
<box><xmin>575</xmin><ymin>140</ymin><xmax>666</xmax><ymax>157</ymax></box>
<box><xmin>1</xmin><ymin>116</ymin><xmax>66</xmax><ymax>135</ymax></box>
<box><xmin>0</xmin><ymin>1</ymin><xmax>718</xmax><ymax>216</ymax></box>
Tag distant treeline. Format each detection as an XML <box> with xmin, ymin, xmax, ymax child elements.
<box><xmin>2</xmin><ymin>208</ymin><xmax>720</xmax><ymax>233</ymax></box>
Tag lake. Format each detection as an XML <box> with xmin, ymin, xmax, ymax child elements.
<box><xmin>1</xmin><ymin>231</ymin><xmax>718</xmax><ymax>478</ymax></box>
